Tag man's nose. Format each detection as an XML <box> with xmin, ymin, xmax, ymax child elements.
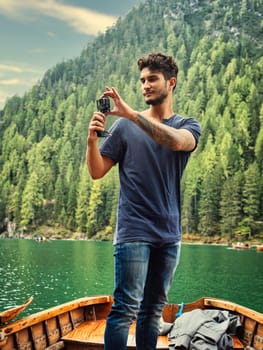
<box><xmin>143</xmin><ymin>80</ymin><xmax>151</xmax><ymax>89</ymax></box>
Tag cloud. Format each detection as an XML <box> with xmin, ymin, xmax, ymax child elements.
<box><xmin>27</xmin><ymin>48</ymin><xmax>49</xmax><ymax>54</ymax></box>
<box><xmin>0</xmin><ymin>0</ymin><xmax>118</xmax><ymax>35</ymax></box>
<box><xmin>0</xmin><ymin>76</ymin><xmax>41</xmax><ymax>108</ymax></box>
<box><xmin>0</xmin><ymin>63</ymin><xmax>43</xmax><ymax>102</ymax></box>
<box><xmin>0</xmin><ymin>90</ymin><xmax>11</xmax><ymax>107</ymax></box>
<box><xmin>0</xmin><ymin>64</ymin><xmax>24</xmax><ymax>73</ymax></box>
<box><xmin>0</xmin><ymin>63</ymin><xmax>42</xmax><ymax>74</ymax></box>
<box><xmin>0</xmin><ymin>77</ymin><xmax>40</xmax><ymax>87</ymax></box>
<box><xmin>0</xmin><ymin>78</ymin><xmax>23</xmax><ymax>85</ymax></box>
<box><xmin>47</xmin><ymin>31</ymin><xmax>56</xmax><ymax>38</ymax></box>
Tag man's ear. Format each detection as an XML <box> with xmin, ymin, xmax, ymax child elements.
<box><xmin>169</xmin><ymin>77</ymin><xmax>177</xmax><ymax>90</ymax></box>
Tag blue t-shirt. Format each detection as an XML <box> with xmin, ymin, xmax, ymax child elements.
<box><xmin>100</xmin><ymin>115</ymin><xmax>201</xmax><ymax>245</ymax></box>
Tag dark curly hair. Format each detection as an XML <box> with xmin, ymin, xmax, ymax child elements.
<box><xmin>137</xmin><ymin>52</ymin><xmax>178</xmax><ymax>82</ymax></box>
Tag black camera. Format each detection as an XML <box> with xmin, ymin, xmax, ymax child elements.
<box><xmin>96</xmin><ymin>96</ymin><xmax>111</xmax><ymax>137</ymax></box>
<box><xmin>97</xmin><ymin>97</ymin><xmax>110</xmax><ymax>114</ymax></box>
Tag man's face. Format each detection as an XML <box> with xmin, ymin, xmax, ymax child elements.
<box><xmin>140</xmin><ymin>68</ymin><xmax>170</xmax><ymax>106</ymax></box>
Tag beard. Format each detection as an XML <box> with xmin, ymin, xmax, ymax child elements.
<box><xmin>145</xmin><ymin>90</ymin><xmax>168</xmax><ymax>106</ymax></box>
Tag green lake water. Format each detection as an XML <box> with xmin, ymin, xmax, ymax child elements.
<box><xmin>0</xmin><ymin>239</ymin><xmax>262</xmax><ymax>317</ymax></box>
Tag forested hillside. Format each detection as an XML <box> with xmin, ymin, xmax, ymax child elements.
<box><xmin>0</xmin><ymin>0</ymin><xmax>262</xmax><ymax>241</ymax></box>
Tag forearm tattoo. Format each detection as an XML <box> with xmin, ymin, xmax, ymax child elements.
<box><xmin>136</xmin><ymin>114</ymin><xmax>175</xmax><ymax>149</ymax></box>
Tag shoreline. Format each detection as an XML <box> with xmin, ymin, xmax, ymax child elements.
<box><xmin>1</xmin><ymin>225</ymin><xmax>262</xmax><ymax>246</ymax></box>
<box><xmin>1</xmin><ymin>235</ymin><xmax>262</xmax><ymax>248</ymax></box>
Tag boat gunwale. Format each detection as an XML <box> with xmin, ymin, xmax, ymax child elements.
<box><xmin>202</xmin><ymin>297</ymin><xmax>263</xmax><ymax>324</ymax></box>
<box><xmin>1</xmin><ymin>295</ymin><xmax>262</xmax><ymax>347</ymax></box>
<box><xmin>0</xmin><ymin>295</ymin><xmax>113</xmax><ymax>336</ymax></box>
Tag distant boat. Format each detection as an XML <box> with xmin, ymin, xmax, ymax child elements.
<box><xmin>35</xmin><ymin>236</ymin><xmax>49</xmax><ymax>242</ymax></box>
<box><xmin>0</xmin><ymin>295</ymin><xmax>262</xmax><ymax>349</ymax></box>
<box><xmin>232</xmin><ymin>242</ymin><xmax>250</xmax><ymax>249</ymax></box>
<box><xmin>256</xmin><ymin>245</ymin><xmax>263</xmax><ymax>252</ymax></box>
<box><xmin>0</xmin><ymin>296</ymin><xmax>33</xmax><ymax>324</ymax></box>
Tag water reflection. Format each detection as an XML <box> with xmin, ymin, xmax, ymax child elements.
<box><xmin>170</xmin><ymin>244</ymin><xmax>263</xmax><ymax>313</ymax></box>
<box><xmin>0</xmin><ymin>239</ymin><xmax>262</xmax><ymax>317</ymax></box>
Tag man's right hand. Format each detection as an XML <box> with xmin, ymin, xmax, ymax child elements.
<box><xmin>88</xmin><ymin>111</ymin><xmax>107</xmax><ymax>140</ymax></box>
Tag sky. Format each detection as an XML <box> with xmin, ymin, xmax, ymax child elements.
<box><xmin>0</xmin><ymin>0</ymin><xmax>142</xmax><ymax>109</ymax></box>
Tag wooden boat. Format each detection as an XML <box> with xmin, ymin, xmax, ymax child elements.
<box><xmin>0</xmin><ymin>296</ymin><xmax>33</xmax><ymax>324</ymax></box>
<box><xmin>0</xmin><ymin>295</ymin><xmax>262</xmax><ymax>350</ymax></box>
<box><xmin>232</xmin><ymin>242</ymin><xmax>250</xmax><ymax>250</ymax></box>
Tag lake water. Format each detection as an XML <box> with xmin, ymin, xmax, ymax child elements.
<box><xmin>0</xmin><ymin>239</ymin><xmax>262</xmax><ymax>317</ymax></box>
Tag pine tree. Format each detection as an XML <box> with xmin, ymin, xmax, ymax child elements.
<box><xmin>241</xmin><ymin>162</ymin><xmax>261</xmax><ymax>238</ymax></box>
<box><xmin>20</xmin><ymin>172</ymin><xmax>43</xmax><ymax>227</ymax></box>
<box><xmin>219</xmin><ymin>172</ymin><xmax>243</xmax><ymax>239</ymax></box>
<box><xmin>76</xmin><ymin>165</ymin><xmax>92</xmax><ymax>233</ymax></box>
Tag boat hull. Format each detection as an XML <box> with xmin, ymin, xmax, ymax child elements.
<box><xmin>232</xmin><ymin>243</ymin><xmax>250</xmax><ymax>249</ymax></box>
<box><xmin>0</xmin><ymin>295</ymin><xmax>262</xmax><ymax>350</ymax></box>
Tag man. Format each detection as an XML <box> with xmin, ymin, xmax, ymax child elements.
<box><xmin>86</xmin><ymin>52</ymin><xmax>201</xmax><ymax>350</ymax></box>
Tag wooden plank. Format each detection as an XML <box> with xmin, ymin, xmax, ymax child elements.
<box><xmin>232</xmin><ymin>335</ymin><xmax>244</xmax><ymax>349</ymax></box>
<box><xmin>45</xmin><ymin>318</ymin><xmax>60</xmax><ymax>345</ymax></box>
<box><xmin>15</xmin><ymin>327</ymin><xmax>32</xmax><ymax>350</ymax></box>
<box><xmin>46</xmin><ymin>340</ymin><xmax>65</xmax><ymax>350</ymax></box>
<box><xmin>63</xmin><ymin>320</ymin><xmax>170</xmax><ymax>349</ymax></box>
<box><xmin>204</xmin><ymin>298</ymin><xmax>263</xmax><ymax>324</ymax></box>
<box><xmin>253</xmin><ymin>323</ymin><xmax>263</xmax><ymax>349</ymax></box>
<box><xmin>1</xmin><ymin>296</ymin><xmax>112</xmax><ymax>337</ymax></box>
<box><xmin>63</xmin><ymin>320</ymin><xmax>105</xmax><ymax>345</ymax></box>
<box><xmin>31</xmin><ymin>322</ymin><xmax>47</xmax><ymax>350</ymax></box>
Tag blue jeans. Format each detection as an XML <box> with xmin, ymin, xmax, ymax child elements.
<box><xmin>104</xmin><ymin>241</ymin><xmax>181</xmax><ymax>350</ymax></box>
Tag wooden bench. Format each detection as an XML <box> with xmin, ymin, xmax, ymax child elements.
<box><xmin>62</xmin><ymin>319</ymin><xmax>169</xmax><ymax>349</ymax></box>
<box><xmin>62</xmin><ymin>319</ymin><xmax>244</xmax><ymax>350</ymax></box>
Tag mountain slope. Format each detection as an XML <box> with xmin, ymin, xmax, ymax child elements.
<box><xmin>0</xmin><ymin>0</ymin><xmax>262</xmax><ymax>240</ymax></box>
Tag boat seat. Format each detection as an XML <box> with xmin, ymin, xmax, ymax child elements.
<box><xmin>62</xmin><ymin>319</ymin><xmax>169</xmax><ymax>349</ymax></box>
<box><xmin>62</xmin><ymin>319</ymin><xmax>244</xmax><ymax>350</ymax></box>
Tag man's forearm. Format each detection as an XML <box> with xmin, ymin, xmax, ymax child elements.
<box><xmin>135</xmin><ymin>113</ymin><xmax>176</xmax><ymax>149</ymax></box>
<box><xmin>129</xmin><ymin>113</ymin><xmax>196</xmax><ymax>151</ymax></box>
<box><xmin>86</xmin><ymin>139</ymin><xmax>105</xmax><ymax>179</ymax></box>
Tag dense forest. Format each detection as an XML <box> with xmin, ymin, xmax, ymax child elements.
<box><xmin>0</xmin><ymin>0</ymin><xmax>262</xmax><ymax>241</ymax></box>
